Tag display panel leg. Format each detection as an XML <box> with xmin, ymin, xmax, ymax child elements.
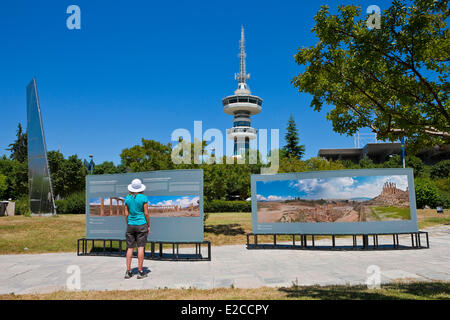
<box><xmin>207</xmin><ymin>242</ymin><xmax>211</xmax><ymax>261</ymax></box>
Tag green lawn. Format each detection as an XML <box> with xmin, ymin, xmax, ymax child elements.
<box><xmin>1</xmin><ymin>281</ymin><xmax>449</xmax><ymax>300</ymax></box>
<box><xmin>0</xmin><ymin>209</ymin><xmax>448</xmax><ymax>254</ymax></box>
<box><xmin>369</xmin><ymin>206</ymin><xmax>412</xmax><ymax>221</ymax></box>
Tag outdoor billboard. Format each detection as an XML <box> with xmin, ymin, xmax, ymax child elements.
<box><xmin>86</xmin><ymin>169</ymin><xmax>203</xmax><ymax>242</ymax></box>
<box><xmin>251</xmin><ymin>168</ymin><xmax>418</xmax><ymax>234</ymax></box>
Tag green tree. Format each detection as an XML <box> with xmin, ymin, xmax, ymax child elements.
<box><xmin>292</xmin><ymin>0</ymin><xmax>449</xmax><ymax>149</ymax></box>
<box><xmin>279</xmin><ymin>156</ymin><xmax>309</xmax><ymax>173</ymax></box>
<box><xmin>121</xmin><ymin>139</ymin><xmax>173</xmax><ymax>172</ymax></box>
<box><xmin>282</xmin><ymin>115</ymin><xmax>305</xmax><ymax>159</ymax></box>
<box><xmin>64</xmin><ymin>155</ymin><xmax>87</xmax><ymax>196</ymax></box>
<box><xmin>9</xmin><ymin>160</ymin><xmax>28</xmax><ymax>199</ymax></box>
<box><xmin>47</xmin><ymin>151</ymin><xmax>65</xmax><ymax>197</ymax></box>
<box><xmin>93</xmin><ymin>161</ymin><xmax>127</xmax><ymax>175</ymax></box>
<box><xmin>382</xmin><ymin>155</ymin><xmax>424</xmax><ymax>176</ymax></box>
<box><xmin>305</xmin><ymin>157</ymin><xmax>346</xmax><ymax>171</ymax></box>
<box><xmin>358</xmin><ymin>156</ymin><xmax>378</xmax><ymax>169</ymax></box>
<box><xmin>0</xmin><ymin>173</ymin><xmax>7</xmax><ymax>199</ymax></box>
<box><xmin>430</xmin><ymin>159</ymin><xmax>450</xmax><ymax>179</ymax></box>
<box><xmin>47</xmin><ymin>151</ymin><xmax>87</xmax><ymax>198</ymax></box>
<box><xmin>6</xmin><ymin>123</ymin><xmax>28</xmax><ymax>163</ymax></box>
<box><xmin>415</xmin><ymin>178</ymin><xmax>439</xmax><ymax>208</ymax></box>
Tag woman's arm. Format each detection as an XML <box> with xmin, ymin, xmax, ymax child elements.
<box><xmin>124</xmin><ymin>205</ymin><xmax>129</xmax><ymax>225</ymax></box>
<box><xmin>144</xmin><ymin>203</ymin><xmax>150</xmax><ymax>233</ymax></box>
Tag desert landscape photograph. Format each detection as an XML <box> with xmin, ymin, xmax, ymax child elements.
<box><xmin>89</xmin><ymin>195</ymin><xmax>200</xmax><ymax>217</ymax></box>
<box><xmin>257</xmin><ymin>175</ymin><xmax>411</xmax><ymax>223</ymax></box>
<box><xmin>147</xmin><ymin>195</ymin><xmax>200</xmax><ymax>217</ymax></box>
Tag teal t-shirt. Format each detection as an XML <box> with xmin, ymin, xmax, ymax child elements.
<box><xmin>125</xmin><ymin>194</ymin><xmax>148</xmax><ymax>225</ymax></box>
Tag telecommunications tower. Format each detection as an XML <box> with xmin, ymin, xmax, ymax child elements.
<box><xmin>222</xmin><ymin>26</ymin><xmax>262</xmax><ymax>156</ymax></box>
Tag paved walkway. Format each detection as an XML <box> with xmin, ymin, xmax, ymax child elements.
<box><xmin>1</xmin><ymin>226</ymin><xmax>449</xmax><ymax>294</ymax></box>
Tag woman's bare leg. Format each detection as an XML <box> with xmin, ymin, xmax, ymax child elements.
<box><xmin>137</xmin><ymin>247</ymin><xmax>145</xmax><ymax>271</ymax></box>
<box><xmin>126</xmin><ymin>248</ymin><xmax>134</xmax><ymax>271</ymax></box>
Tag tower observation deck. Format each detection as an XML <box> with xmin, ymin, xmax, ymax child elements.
<box><xmin>222</xmin><ymin>26</ymin><xmax>262</xmax><ymax>156</ymax></box>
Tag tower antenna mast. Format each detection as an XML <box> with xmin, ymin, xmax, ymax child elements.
<box><xmin>235</xmin><ymin>25</ymin><xmax>250</xmax><ymax>84</ymax></box>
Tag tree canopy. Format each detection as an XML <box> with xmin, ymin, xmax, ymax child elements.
<box><xmin>47</xmin><ymin>151</ymin><xmax>87</xmax><ymax>198</ymax></box>
<box><xmin>6</xmin><ymin>123</ymin><xmax>27</xmax><ymax>162</ymax></box>
<box><xmin>282</xmin><ymin>114</ymin><xmax>305</xmax><ymax>159</ymax></box>
<box><xmin>292</xmin><ymin>0</ymin><xmax>449</xmax><ymax>149</ymax></box>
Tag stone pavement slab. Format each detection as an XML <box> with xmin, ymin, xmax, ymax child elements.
<box><xmin>0</xmin><ymin>226</ymin><xmax>449</xmax><ymax>294</ymax></box>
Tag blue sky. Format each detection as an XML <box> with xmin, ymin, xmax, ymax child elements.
<box><xmin>257</xmin><ymin>175</ymin><xmax>408</xmax><ymax>200</ymax></box>
<box><xmin>0</xmin><ymin>0</ymin><xmax>395</xmax><ymax>164</ymax></box>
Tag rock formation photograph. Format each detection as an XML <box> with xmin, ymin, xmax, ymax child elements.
<box><xmin>257</xmin><ymin>175</ymin><xmax>411</xmax><ymax>223</ymax></box>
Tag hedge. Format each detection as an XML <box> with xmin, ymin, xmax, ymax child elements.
<box><xmin>204</xmin><ymin>200</ymin><xmax>251</xmax><ymax>213</ymax></box>
<box><xmin>55</xmin><ymin>191</ymin><xmax>85</xmax><ymax>214</ymax></box>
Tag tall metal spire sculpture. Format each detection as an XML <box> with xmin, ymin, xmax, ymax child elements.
<box><xmin>27</xmin><ymin>78</ymin><xmax>56</xmax><ymax>215</ymax></box>
<box><xmin>222</xmin><ymin>26</ymin><xmax>263</xmax><ymax>156</ymax></box>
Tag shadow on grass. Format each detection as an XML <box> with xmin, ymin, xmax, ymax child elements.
<box><xmin>204</xmin><ymin>224</ymin><xmax>246</xmax><ymax>236</ymax></box>
<box><xmin>278</xmin><ymin>282</ymin><xmax>450</xmax><ymax>300</ymax></box>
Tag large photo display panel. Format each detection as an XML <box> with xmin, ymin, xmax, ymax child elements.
<box><xmin>251</xmin><ymin>168</ymin><xmax>418</xmax><ymax>234</ymax></box>
<box><xmin>86</xmin><ymin>169</ymin><xmax>204</xmax><ymax>242</ymax></box>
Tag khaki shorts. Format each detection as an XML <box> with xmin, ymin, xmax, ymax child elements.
<box><xmin>126</xmin><ymin>224</ymin><xmax>148</xmax><ymax>248</ymax></box>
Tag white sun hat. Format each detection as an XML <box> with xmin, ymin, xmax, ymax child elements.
<box><xmin>128</xmin><ymin>178</ymin><xmax>146</xmax><ymax>193</ymax></box>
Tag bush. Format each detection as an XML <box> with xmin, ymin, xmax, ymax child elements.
<box><xmin>383</xmin><ymin>155</ymin><xmax>424</xmax><ymax>177</ymax></box>
<box><xmin>204</xmin><ymin>200</ymin><xmax>251</xmax><ymax>213</ymax></box>
<box><xmin>437</xmin><ymin>191</ymin><xmax>450</xmax><ymax>209</ymax></box>
<box><xmin>15</xmin><ymin>196</ymin><xmax>30</xmax><ymax>216</ymax></box>
<box><xmin>430</xmin><ymin>160</ymin><xmax>450</xmax><ymax>179</ymax></box>
<box><xmin>434</xmin><ymin>178</ymin><xmax>450</xmax><ymax>193</ymax></box>
<box><xmin>55</xmin><ymin>191</ymin><xmax>85</xmax><ymax>214</ymax></box>
<box><xmin>414</xmin><ymin>178</ymin><xmax>439</xmax><ymax>209</ymax></box>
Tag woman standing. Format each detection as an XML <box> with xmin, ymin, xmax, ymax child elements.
<box><xmin>124</xmin><ymin>178</ymin><xmax>150</xmax><ymax>279</ymax></box>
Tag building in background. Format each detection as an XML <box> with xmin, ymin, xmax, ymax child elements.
<box><xmin>222</xmin><ymin>26</ymin><xmax>262</xmax><ymax>156</ymax></box>
<box><xmin>318</xmin><ymin>142</ymin><xmax>401</xmax><ymax>164</ymax></box>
